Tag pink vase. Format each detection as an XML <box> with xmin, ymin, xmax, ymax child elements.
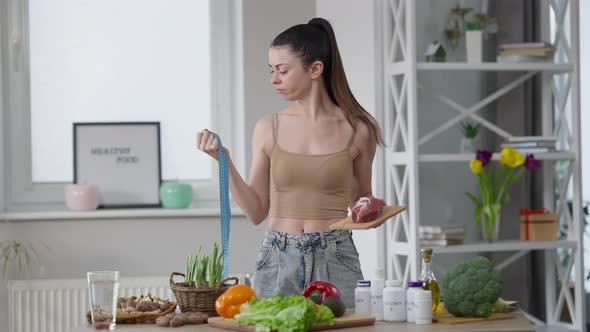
<box><xmin>65</xmin><ymin>184</ymin><xmax>100</xmax><ymax>211</ymax></box>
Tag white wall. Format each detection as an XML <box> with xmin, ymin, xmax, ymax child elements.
<box><xmin>0</xmin><ymin>8</ymin><xmax>5</xmax><ymax>213</ymax></box>
<box><xmin>316</xmin><ymin>0</ymin><xmax>380</xmax><ymax>281</ymax></box>
<box><xmin>241</xmin><ymin>0</ymin><xmax>316</xmax><ymax>173</ymax></box>
<box><xmin>0</xmin><ymin>5</ymin><xmax>10</xmax><ymax>329</ymax></box>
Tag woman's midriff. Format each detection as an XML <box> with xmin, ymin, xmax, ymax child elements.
<box><xmin>268</xmin><ymin>216</ymin><xmax>343</xmax><ymax>234</ymax></box>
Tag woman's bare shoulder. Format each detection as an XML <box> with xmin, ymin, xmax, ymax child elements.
<box><xmin>255</xmin><ymin>113</ymin><xmax>274</xmax><ymax>130</ymax></box>
<box><xmin>349</xmin><ymin>120</ymin><xmax>376</xmax><ymax>159</ymax></box>
<box><xmin>253</xmin><ymin>111</ymin><xmax>288</xmax><ymax>154</ymax></box>
<box><xmin>256</xmin><ymin>108</ymin><xmax>293</xmax><ymax>128</ymax></box>
<box><xmin>353</xmin><ymin>120</ymin><xmax>375</xmax><ymax>145</ymax></box>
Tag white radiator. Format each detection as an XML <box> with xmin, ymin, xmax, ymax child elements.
<box><xmin>8</xmin><ymin>276</ymin><xmax>173</xmax><ymax>332</ymax></box>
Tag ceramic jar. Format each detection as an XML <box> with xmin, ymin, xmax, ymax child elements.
<box><xmin>159</xmin><ymin>183</ymin><xmax>193</xmax><ymax>209</ymax></box>
<box><xmin>65</xmin><ymin>184</ymin><xmax>100</xmax><ymax>211</ymax></box>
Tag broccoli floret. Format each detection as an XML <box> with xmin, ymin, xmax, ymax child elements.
<box><xmin>442</xmin><ymin>256</ymin><xmax>502</xmax><ymax>318</ymax></box>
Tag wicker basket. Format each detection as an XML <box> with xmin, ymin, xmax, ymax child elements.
<box><xmin>169</xmin><ymin>272</ymin><xmax>238</xmax><ymax>316</ymax></box>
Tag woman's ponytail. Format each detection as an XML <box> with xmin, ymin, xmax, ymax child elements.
<box><xmin>307</xmin><ymin>18</ymin><xmax>384</xmax><ymax>146</ymax></box>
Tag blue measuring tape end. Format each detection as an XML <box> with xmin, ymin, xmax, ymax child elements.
<box><xmin>211</xmin><ymin>132</ymin><xmax>231</xmax><ymax>279</ymax></box>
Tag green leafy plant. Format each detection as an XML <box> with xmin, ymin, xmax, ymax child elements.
<box><xmin>473</xmin><ymin>13</ymin><xmax>489</xmax><ymax>30</ymax></box>
<box><xmin>236</xmin><ymin>295</ymin><xmax>335</xmax><ymax>332</ymax></box>
<box><xmin>460</xmin><ymin>121</ymin><xmax>480</xmax><ymax>139</ymax></box>
<box><xmin>464</xmin><ymin>20</ymin><xmax>482</xmax><ymax>31</ymax></box>
<box><xmin>0</xmin><ymin>240</ymin><xmax>39</xmax><ymax>278</ymax></box>
<box><xmin>185</xmin><ymin>243</ymin><xmax>223</xmax><ymax>288</ymax></box>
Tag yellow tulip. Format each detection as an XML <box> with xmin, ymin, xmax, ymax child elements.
<box><xmin>470</xmin><ymin>159</ymin><xmax>483</xmax><ymax>175</ymax></box>
<box><xmin>499</xmin><ymin>147</ymin><xmax>525</xmax><ymax>168</ymax></box>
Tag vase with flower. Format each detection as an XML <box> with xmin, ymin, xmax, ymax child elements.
<box><xmin>465</xmin><ymin>148</ymin><xmax>541</xmax><ymax>242</ymax></box>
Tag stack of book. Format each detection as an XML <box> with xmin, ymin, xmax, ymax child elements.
<box><xmin>500</xmin><ymin>136</ymin><xmax>558</xmax><ymax>154</ymax></box>
<box><xmin>419</xmin><ymin>224</ymin><xmax>465</xmax><ymax>247</ymax></box>
<box><xmin>497</xmin><ymin>42</ymin><xmax>554</xmax><ymax>62</ymax></box>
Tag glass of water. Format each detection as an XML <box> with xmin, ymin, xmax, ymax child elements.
<box><xmin>87</xmin><ymin>271</ymin><xmax>119</xmax><ymax>330</ymax></box>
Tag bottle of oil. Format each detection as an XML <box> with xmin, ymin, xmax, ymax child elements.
<box><xmin>418</xmin><ymin>248</ymin><xmax>440</xmax><ymax>315</ymax></box>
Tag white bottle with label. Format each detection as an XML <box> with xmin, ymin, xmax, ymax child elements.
<box><xmin>414</xmin><ymin>289</ymin><xmax>433</xmax><ymax>325</ymax></box>
<box><xmin>406</xmin><ymin>281</ymin><xmax>423</xmax><ymax>323</ymax></box>
<box><xmin>354</xmin><ymin>280</ymin><xmax>372</xmax><ymax>316</ymax></box>
<box><xmin>382</xmin><ymin>280</ymin><xmax>406</xmax><ymax>322</ymax></box>
<box><xmin>371</xmin><ymin>269</ymin><xmax>385</xmax><ymax>320</ymax></box>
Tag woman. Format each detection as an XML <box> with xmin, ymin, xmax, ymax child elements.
<box><xmin>196</xmin><ymin>17</ymin><xmax>384</xmax><ymax>307</ymax></box>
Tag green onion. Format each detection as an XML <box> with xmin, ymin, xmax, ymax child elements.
<box><xmin>184</xmin><ymin>243</ymin><xmax>224</xmax><ymax>288</ymax></box>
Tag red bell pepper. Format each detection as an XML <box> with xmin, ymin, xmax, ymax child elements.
<box><xmin>302</xmin><ymin>281</ymin><xmax>341</xmax><ymax>301</ymax></box>
<box><xmin>302</xmin><ymin>281</ymin><xmax>346</xmax><ymax>317</ymax></box>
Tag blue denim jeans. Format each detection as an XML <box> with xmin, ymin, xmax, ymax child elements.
<box><xmin>251</xmin><ymin>229</ymin><xmax>364</xmax><ymax>308</ymax></box>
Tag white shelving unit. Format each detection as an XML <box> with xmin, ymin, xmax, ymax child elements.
<box><xmin>418</xmin><ymin>151</ymin><xmax>576</xmax><ymax>162</ymax></box>
<box><xmin>433</xmin><ymin>240</ymin><xmax>578</xmax><ymax>254</ymax></box>
<box><xmin>415</xmin><ymin>62</ymin><xmax>573</xmax><ymax>72</ymax></box>
<box><xmin>379</xmin><ymin>0</ymin><xmax>585</xmax><ymax>331</ymax></box>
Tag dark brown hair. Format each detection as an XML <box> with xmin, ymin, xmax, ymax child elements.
<box><xmin>271</xmin><ymin>17</ymin><xmax>385</xmax><ymax>145</ymax></box>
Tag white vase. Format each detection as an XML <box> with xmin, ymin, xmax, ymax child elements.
<box><xmin>460</xmin><ymin>137</ymin><xmax>475</xmax><ymax>153</ymax></box>
<box><xmin>466</xmin><ymin>30</ymin><xmax>483</xmax><ymax>63</ymax></box>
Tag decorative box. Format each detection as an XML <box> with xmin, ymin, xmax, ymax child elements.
<box><xmin>520</xmin><ymin>208</ymin><xmax>558</xmax><ymax>241</ymax></box>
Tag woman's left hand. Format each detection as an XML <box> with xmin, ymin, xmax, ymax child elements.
<box><xmin>196</xmin><ymin>128</ymin><xmax>230</xmax><ymax>161</ymax></box>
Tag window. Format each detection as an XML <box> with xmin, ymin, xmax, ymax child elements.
<box><xmin>1</xmin><ymin>0</ymin><xmax>242</xmax><ymax>211</ymax></box>
<box><xmin>29</xmin><ymin>0</ymin><xmax>211</xmax><ymax>182</ymax></box>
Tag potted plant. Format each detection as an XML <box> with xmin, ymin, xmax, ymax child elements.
<box><xmin>169</xmin><ymin>243</ymin><xmax>236</xmax><ymax>316</ymax></box>
<box><xmin>0</xmin><ymin>240</ymin><xmax>41</xmax><ymax>278</ymax></box>
<box><xmin>444</xmin><ymin>4</ymin><xmax>473</xmax><ymax>50</ymax></box>
<box><xmin>460</xmin><ymin>121</ymin><xmax>480</xmax><ymax>153</ymax></box>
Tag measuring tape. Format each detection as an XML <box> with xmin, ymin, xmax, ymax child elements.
<box><xmin>211</xmin><ymin>132</ymin><xmax>230</xmax><ymax>279</ymax></box>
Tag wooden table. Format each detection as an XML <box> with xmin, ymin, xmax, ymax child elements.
<box><xmin>70</xmin><ymin>312</ymin><xmax>534</xmax><ymax>332</ymax></box>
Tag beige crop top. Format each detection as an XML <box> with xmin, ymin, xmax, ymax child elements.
<box><xmin>269</xmin><ymin>113</ymin><xmax>354</xmax><ymax>220</ymax></box>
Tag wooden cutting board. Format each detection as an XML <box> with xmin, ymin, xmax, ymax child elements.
<box><xmin>207</xmin><ymin>312</ymin><xmax>375</xmax><ymax>331</ymax></box>
<box><xmin>434</xmin><ymin>312</ymin><xmax>515</xmax><ymax>324</ymax></box>
<box><xmin>329</xmin><ymin>205</ymin><xmax>406</xmax><ymax>230</ymax></box>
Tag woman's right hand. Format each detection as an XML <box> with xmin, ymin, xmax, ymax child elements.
<box><xmin>196</xmin><ymin>129</ymin><xmax>228</xmax><ymax>160</ymax></box>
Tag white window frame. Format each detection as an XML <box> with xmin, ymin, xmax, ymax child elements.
<box><xmin>0</xmin><ymin>0</ymin><xmax>245</xmax><ymax>213</ymax></box>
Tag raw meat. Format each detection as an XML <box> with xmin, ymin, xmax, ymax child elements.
<box><xmin>352</xmin><ymin>197</ymin><xmax>386</xmax><ymax>223</ymax></box>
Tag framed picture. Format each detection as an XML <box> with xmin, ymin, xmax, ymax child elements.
<box><xmin>73</xmin><ymin>122</ymin><xmax>162</xmax><ymax>208</ymax></box>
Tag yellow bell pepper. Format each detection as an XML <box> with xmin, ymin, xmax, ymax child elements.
<box><xmin>215</xmin><ymin>285</ymin><xmax>256</xmax><ymax>318</ymax></box>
